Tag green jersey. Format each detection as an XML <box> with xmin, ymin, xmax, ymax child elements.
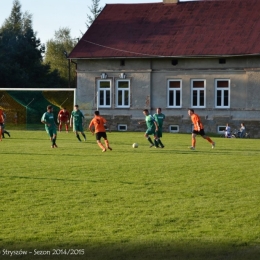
<box><xmin>71</xmin><ymin>110</ymin><xmax>84</xmax><ymax>125</ymax></box>
<box><xmin>41</xmin><ymin>111</ymin><xmax>56</xmax><ymax>130</ymax></box>
<box><xmin>145</xmin><ymin>115</ymin><xmax>156</xmax><ymax>130</ymax></box>
<box><xmin>153</xmin><ymin>113</ymin><xmax>165</xmax><ymax>128</ymax></box>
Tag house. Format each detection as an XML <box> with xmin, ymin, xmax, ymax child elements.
<box><xmin>69</xmin><ymin>0</ymin><xmax>260</xmax><ymax>137</ymax></box>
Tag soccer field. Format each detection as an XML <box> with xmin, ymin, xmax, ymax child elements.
<box><xmin>0</xmin><ymin>131</ymin><xmax>259</xmax><ymax>260</ymax></box>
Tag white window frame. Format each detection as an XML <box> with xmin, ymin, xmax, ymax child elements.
<box><xmin>167</xmin><ymin>79</ymin><xmax>182</xmax><ymax>108</ymax></box>
<box><xmin>215</xmin><ymin>79</ymin><xmax>230</xmax><ymax>108</ymax></box>
<box><xmin>169</xmin><ymin>125</ymin><xmax>179</xmax><ymax>133</ymax></box>
<box><xmin>97</xmin><ymin>79</ymin><xmax>112</xmax><ymax>108</ymax></box>
<box><xmin>217</xmin><ymin>126</ymin><xmax>226</xmax><ymax>134</ymax></box>
<box><xmin>115</xmin><ymin>79</ymin><xmax>130</xmax><ymax>108</ymax></box>
<box><xmin>191</xmin><ymin>79</ymin><xmax>206</xmax><ymax>108</ymax></box>
<box><xmin>117</xmin><ymin>124</ymin><xmax>127</xmax><ymax>131</ymax></box>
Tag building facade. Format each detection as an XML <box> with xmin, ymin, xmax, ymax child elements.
<box><xmin>70</xmin><ymin>0</ymin><xmax>260</xmax><ymax>137</ymax></box>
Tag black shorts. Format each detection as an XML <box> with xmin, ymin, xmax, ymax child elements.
<box><xmin>96</xmin><ymin>132</ymin><xmax>107</xmax><ymax>140</ymax></box>
<box><xmin>192</xmin><ymin>129</ymin><xmax>206</xmax><ymax>136</ymax></box>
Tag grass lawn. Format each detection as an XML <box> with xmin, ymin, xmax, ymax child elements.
<box><xmin>0</xmin><ymin>130</ymin><xmax>259</xmax><ymax>260</ymax></box>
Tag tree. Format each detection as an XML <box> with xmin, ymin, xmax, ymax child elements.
<box><xmin>44</xmin><ymin>28</ymin><xmax>78</xmax><ymax>88</ymax></box>
<box><xmin>86</xmin><ymin>0</ymin><xmax>103</xmax><ymax>28</ymax></box>
<box><xmin>0</xmin><ymin>0</ymin><xmax>61</xmax><ymax>88</ymax></box>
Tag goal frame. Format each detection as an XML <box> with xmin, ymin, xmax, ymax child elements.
<box><xmin>0</xmin><ymin>88</ymin><xmax>77</xmax><ymax>129</ymax></box>
<box><xmin>0</xmin><ymin>88</ymin><xmax>77</xmax><ymax>105</ymax></box>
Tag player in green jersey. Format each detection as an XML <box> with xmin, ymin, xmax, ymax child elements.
<box><xmin>41</xmin><ymin>105</ymin><xmax>58</xmax><ymax>148</ymax></box>
<box><xmin>153</xmin><ymin>107</ymin><xmax>165</xmax><ymax>148</ymax></box>
<box><xmin>70</xmin><ymin>105</ymin><xmax>86</xmax><ymax>142</ymax></box>
<box><xmin>138</xmin><ymin>109</ymin><xmax>159</xmax><ymax>148</ymax></box>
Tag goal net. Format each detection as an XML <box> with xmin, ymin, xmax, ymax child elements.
<box><xmin>0</xmin><ymin>88</ymin><xmax>76</xmax><ymax>130</ymax></box>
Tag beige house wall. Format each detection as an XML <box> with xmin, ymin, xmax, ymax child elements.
<box><xmin>75</xmin><ymin>57</ymin><xmax>260</xmax><ymax>137</ymax></box>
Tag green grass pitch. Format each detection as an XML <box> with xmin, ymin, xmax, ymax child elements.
<box><xmin>0</xmin><ymin>130</ymin><xmax>259</xmax><ymax>260</ymax></box>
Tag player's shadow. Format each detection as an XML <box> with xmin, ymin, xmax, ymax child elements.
<box><xmin>0</xmin><ymin>175</ymin><xmax>85</xmax><ymax>183</ymax></box>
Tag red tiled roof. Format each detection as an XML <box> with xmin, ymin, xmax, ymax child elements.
<box><xmin>69</xmin><ymin>0</ymin><xmax>260</xmax><ymax>59</ymax></box>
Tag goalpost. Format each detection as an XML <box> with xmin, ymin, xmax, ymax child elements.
<box><xmin>0</xmin><ymin>88</ymin><xmax>76</xmax><ymax>130</ymax></box>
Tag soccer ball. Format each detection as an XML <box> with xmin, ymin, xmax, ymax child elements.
<box><xmin>132</xmin><ymin>143</ymin><xmax>138</xmax><ymax>148</ymax></box>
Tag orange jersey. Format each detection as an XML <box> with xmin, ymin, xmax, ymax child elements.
<box><xmin>0</xmin><ymin>109</ymin><xmax>4</xmax><ymax>123</ymax></box>
<box><xmin>191</xmin><ymin>113</ymin><xmax>203</xmax><ymax>131</ymax></box>
<box><xmin>89</xmin><ymin>116</ymin><xmax>107</xmax><ymax>133</ymax></box>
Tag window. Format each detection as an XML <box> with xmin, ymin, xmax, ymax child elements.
<box><xmin>215</xmin><ymin>79</ymin><xmax>230</xmax><ymax>108</ymax></box>
<box><xmin>97</xmin><ymin>80</ymin><xmax>111</xmax><ymax>108</ymax></box>
<box><xmin>169</xmin><ymin>125</ymin><xmax>179</xmax><ymax>133</ymax></box>
<box><xmin>116</xmin><ymin>80</ymin><xmax>130</xmax><ymax>108</ymax></box>
<box><xmin>167</xmin><ymin>80</ymin><xmax>182</xmax><ymax>108</ymax></box>
<box><xmin>118</xmin><ymin>124</ymin><xmax>127</xmax><ymax>131</ymax></box>
<box><xmin>217</xmin><ymin>126</ymin><xmax>226</xmax><ymax>134</ymax></box>
<box><xmin>191</xmin><ymin>80</ymin><xmax>206</xmax><ymax>108</ymax></box>
<box><xmin>171</xmin><ymin>59</ymin><xmax>178</xmax><ymax>66</ymax></box>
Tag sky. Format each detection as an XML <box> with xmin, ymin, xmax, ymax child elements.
<box><xmin>0</xmin><ymin>0</ymin><xmax>192</xmax><ymax>45</ymax></box>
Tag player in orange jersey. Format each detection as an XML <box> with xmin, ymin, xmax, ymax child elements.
<box><xmin>57</xmin><ymin>107</ymin><xmax>70</xmax><ymax>132</ymax></box>
<box><xmin>0</xmin><ymin>109</ymin><xmax>4</xmax><ymax>141</ymax></box>
<box><xmin>188</xmin><ymin>109</ymin><xmax>215</xmax><ymax>150</ymax></box>
<box><xmin>89</xmin><ymin>110</ymin><xmax>112</xmax><ymax>152</ymax></box>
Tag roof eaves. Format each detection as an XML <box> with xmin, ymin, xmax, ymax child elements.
<box><xmin>71</xmin><ymin>52</ymin><xmax>260</xmax><ymax>60</ymax></box>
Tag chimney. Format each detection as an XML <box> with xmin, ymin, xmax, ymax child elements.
<box><xmin>163</xmin><ymin>0</ymin><xmax>179</xmax><ymax>3</ymax></box>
